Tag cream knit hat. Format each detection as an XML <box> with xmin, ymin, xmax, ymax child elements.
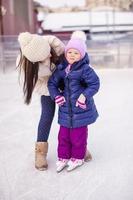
<box><xmin>18</xmin><ymin>32</ymin><xmax>51</xmax><ymax>62</ymax></box>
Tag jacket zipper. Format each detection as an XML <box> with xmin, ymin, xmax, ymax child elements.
<box><xmin>67</xmin><ymin>76</ymin><xmax>73</xmax><ymax>128</ymax></box>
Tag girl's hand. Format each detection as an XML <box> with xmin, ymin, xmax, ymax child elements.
<box><xmin>55</xmin><ymin>95</ymin><xmax>66</xmax><ymax>106</ymax></box>
<box><xmin>76</xmin><ymin>94</ymin><xmax>87</xmax><ymax>109</ymax></box>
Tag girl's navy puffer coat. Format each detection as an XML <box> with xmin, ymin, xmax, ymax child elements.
<box><xmin>48</xmin><ymin>53</ymin><xmax>100</xmax><ymax>128</ymax></box>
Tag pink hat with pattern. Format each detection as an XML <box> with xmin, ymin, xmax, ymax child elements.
<box><xmin>65</xmin><ymin>38</ymin><xmax>87</xmax><ymax>59</ymax></box>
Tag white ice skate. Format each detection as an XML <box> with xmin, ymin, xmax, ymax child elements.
<box><xmin>56</xmin><ymin>158</ymin><xmax>68</xmax><ymax>173</ymax></box>
<box><xmin>67</xmin><ymin>158</ymin><xmax>84</xmax><ymax>172</ymax></box>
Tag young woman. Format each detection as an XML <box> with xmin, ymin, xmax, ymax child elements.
<box><xmin>17</xmin><ymin>32</ymin><xmax>65</xmax><ymax>170</ymax></box>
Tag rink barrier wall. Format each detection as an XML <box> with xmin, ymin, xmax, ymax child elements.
<box><xmin>0</xmin><ymin>35</ymin><xmax>133</xmax><ymax>73</ymax></box>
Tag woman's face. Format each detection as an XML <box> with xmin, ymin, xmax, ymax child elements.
<box><xmin>66</xmin><ymin>48</ymin><xmax>81</xmax><ymax>64</ymax></box>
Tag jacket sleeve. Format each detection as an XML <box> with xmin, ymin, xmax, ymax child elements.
<box><xmin>82</xmin><ymin>65</ymin><xmax>100</xmax><ymax>100</ymax></box>
<box><xmin>48</xmin><ymin>69</ymin><xmax>63</xmax><ymax>100</ymax></box>
<box><xmin>44</xmin><ymin>35</ymin><xmax>65</xmax><ymax>56</ymax></box>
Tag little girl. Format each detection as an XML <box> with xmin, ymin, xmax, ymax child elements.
<box><xmin>48</xmin><ymin>35</ymin><xmax>100</xmax><ymax>172</ymax></box>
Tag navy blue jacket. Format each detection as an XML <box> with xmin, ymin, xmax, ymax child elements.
<box><xmin>48</xmin><ymin>53</ymin><xmax>100</xmax><ymax>128</ymax></box>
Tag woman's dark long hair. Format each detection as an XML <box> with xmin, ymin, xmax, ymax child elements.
<box><xmin>17</xmin><ymin>48</ymin><xmax>64</xmax><ymax>105</ymax></box>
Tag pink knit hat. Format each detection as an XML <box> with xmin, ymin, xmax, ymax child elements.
<box><xmin>65</xmin><ymin>38</ymin><xmax>87</xmax><ymax>59</ymax></box>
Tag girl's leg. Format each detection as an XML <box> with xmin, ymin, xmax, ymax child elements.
<box><xmin>85</xmin><ymin>126</ymin><xmax>92</xmax><ymax>161</ymax></box>
<box><xmin>37</xmin><ymin>95</ymin><xmax>55</xmax><ymax>142</ymax></box>
<box><xmin>58</xmin><ymin>126</ymin><xmax>71</xmax><ymax>159</ymax></box>
<box><xmin>70</xmin><ymin>126</ymin><xmax>88</xmax><ymax>159</ymax></box>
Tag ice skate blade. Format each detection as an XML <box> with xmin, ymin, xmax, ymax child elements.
<box><xmin>67</xmin><ymin>163</ymin><xmax>83</xmax><ymax>172</ymax></box>
<box><xmin>56</xmin><ymin>165</ymin><xmax>68</xmax><ymax>173</ymax></box>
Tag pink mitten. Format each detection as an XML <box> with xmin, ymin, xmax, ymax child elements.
<box><xmin>55</xmin><ymin>95</ymin><xmax>66</xmax><ymax>106</ymax></box>
<box><xmin>76</xmin><ymin>94</ymin><xmax>87</xmax><ymax>109</ymax></box>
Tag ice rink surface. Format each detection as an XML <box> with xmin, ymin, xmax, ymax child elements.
<box><xmin>0</xmin><ymin>68</ymin><xmax>133</xmax><ymax>200</ymax></box>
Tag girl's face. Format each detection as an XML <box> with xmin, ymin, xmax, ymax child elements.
<box><xmin>66</xmin><ymin>48</ymin><xmax>81</xmax><ymax>64</ymax></box>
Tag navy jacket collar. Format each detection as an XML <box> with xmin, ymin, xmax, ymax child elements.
<box><xmin>58</xmin><ymin>53</ymin><xmax>90</xmax><ymax>71</ymax></box>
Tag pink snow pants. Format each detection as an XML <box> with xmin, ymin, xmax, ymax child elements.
<box><xmin>58</xmin><ymin>126</ymin><xmax>88</xmax><ymax>159</ymax></box>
